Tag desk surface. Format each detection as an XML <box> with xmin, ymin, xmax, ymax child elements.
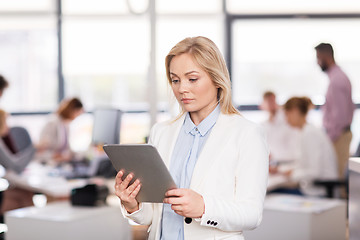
<box><xmin>349</xmin><ymin>157</ymin><xmax>360</xmax><ymax>173</ymax></box>
<box><xmin>4</xmin><ymin>162</ymin><xmax>88</xmax><ymax>198</ymax></box>
<box><xmin>6</xmin><ymin>201</ymin><xmax>121</xmax><ymax>221</ymax></box>
<box><xmin>6</xmin><ymin>161</ymin><xmax>289</xmax><ymax>198</ymax></box>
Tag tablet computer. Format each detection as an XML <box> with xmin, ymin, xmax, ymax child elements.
<box><xmin>103</xmin><ymin>144</ymin><xmax>177</xmax><ymax>203</ymax></box>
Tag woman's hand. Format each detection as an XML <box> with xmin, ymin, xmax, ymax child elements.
<box><xmin>114</xmin><ymin>170</ymin><xmax>141</xmax><ymax>214</ymax></box>
<box><xmin>269</xmin><ymin>165</ymin><xmax>278</xmax><ymax>174</ymax></box>
<box><xmin>163</xmin><ymin>189</ymin><xmax>205</xmax><ymax>218</ymax></box>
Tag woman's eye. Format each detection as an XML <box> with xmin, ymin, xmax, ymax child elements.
<box><xmin>171</xmin><ymin>79</ymin><xmax>179</xmax><ymax>83</ymax></box>
<box><xmin>189</xmin><ymin>78</ymin><xmax>198</xmax><ymax>82</ymax></box>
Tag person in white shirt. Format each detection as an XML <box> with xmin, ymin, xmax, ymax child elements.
<box><xmin>113</xmin><ymin>36</ymin><xmax>269</xmax><ymax>240</ymax></box>
<box><xmin>38</xmin><ymin>97</ymin><xmax>84</xmax><ymax>163</ymax></box>
<box><xmin>281</xmin><ymin>97</ymin><xmax>338</xmax><ymax>197</ymax></box>
<box><xmin>260</xmin><ymin>91</ymin><xmax>300</xmax><ymax>163</ymax></box>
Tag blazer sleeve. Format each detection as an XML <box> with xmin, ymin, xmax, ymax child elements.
<box><xmin>0</xmin><ymin>140</ymin><xmax>35</xmax><ymax>174</ymax></box>
<box><xmin>199</xmin><ymin>125</ymin><xmax>269</xmax><ymax>231</ymax></box>
<box><xmin>119</xmin><ymin>123</ymin><xmax>160</xmax><ymax>225</ymax></box>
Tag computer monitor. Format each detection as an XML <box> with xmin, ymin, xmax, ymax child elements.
<box><xmin>91</xmin><ymin>108</ymin><xmax>122</xmax><ymax>145</ymax></box>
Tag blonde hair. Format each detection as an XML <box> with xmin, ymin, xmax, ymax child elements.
<box><xmin>165</xmin><ymin>36</ymin><xmax>239</xmax><ymax>115</ymax></box>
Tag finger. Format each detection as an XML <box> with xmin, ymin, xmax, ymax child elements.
<box><xmin>130</xmin><ymin>183</ymin><xmax>141</xmax><ymax>198</ymax></box>
<box><xmin>126</xmin><ymin>179</ymin><xmax>140</xmax><ymax>194</ymax></box>
<box><xmin>164</xmin><ymin>196</ymin><xmax>184</xmax><ymax>205</ymax></box>
<box><xmin>166</xmin><ymin>188</ymin><xmax>184</xmax><ymax>197</ymax></box>
<box><xmin>171</xmin><ymin>204</ymin><xmax>183</xmax><ymax>211</ymax></box>
<box><xmin>115</xmin><ymin>171</ymin><xmax>124</xmax><ymax>185</ymax></box>
<box><xmin>120</xmin><ymin>173</ymin><xmax>134</xmax><ymax>189</ymax></box>
<box><xmin>174</xmin><ymin>210</ymin><xmax>184</xmax><ymax>216</ymax></box>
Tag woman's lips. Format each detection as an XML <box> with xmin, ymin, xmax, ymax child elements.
<box><xmin>181</xmin><ymin>98</ymin><xmax>193</xmax><ymax>104</ymax></box>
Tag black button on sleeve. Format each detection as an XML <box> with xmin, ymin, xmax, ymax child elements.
<box><xmin>214</xmin><ymin>222</ymin><xmax>218</xmax><ymax>226</ymax></box>
<box><xmin>211</xmin><ymin>221</ymin><xmax>214</xmax><ymax>225</ymax></box>
<box><xmin>207</xmin><ymin>220</ymin><xmax>211</xmax><ymax>225</ymax></box>
<box><xmin>185</xmin><ymin>217</ymin><xmax>192</xmax><ymax>224</ymax></box>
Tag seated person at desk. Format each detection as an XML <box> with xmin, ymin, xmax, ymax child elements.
<box><xmin>0</xmin><ymin>109</ymin><xmax>35</xmax><ymax>173</ymax></box>
<box><xmin>0</xmin><ymin>109</ymin><xmax>35</xmax><ymax>215</ymax></box>
<box><xmin>270</xmin><ymin>97</ymin><xmax>338</xmax><ymax>197</ymax></box>
<box><xmin>260</xmin><ymin>91</ymin><xmax>300</xmax><ymax>162</ymax></box>
<box><xmin>38</xmin><ymin>97</ymin><xmax>84</xmax><ymax>163</ymax></box>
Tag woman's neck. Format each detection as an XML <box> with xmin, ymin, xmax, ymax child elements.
<box><xmin>297</xmin><ymin>117</ymin><xmax>307</xmax><ymax>129</ymax></box>
<box><xmin>189</xmin><ymin>101</ymin><xmax>218</xmax><ymax>126</ymax></box>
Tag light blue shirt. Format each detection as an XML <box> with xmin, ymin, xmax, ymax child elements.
<box><xmin>160</xmin><ymin>105</ymin><xmax>221</xmax><ymax>240</ymax></box>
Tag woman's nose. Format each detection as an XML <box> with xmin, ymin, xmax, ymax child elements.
<box><xmin>178</xmin><ymin>81</ymin><xmax>189</xmax><ymax>93</ymax></box>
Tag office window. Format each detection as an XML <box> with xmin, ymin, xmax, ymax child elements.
<box><xmin>62</xmin><ymin>17</ymin><xmax>149</xmax><ymax>111</ymax></box>
<box><xmin>0</xmin><ymin>0</ymin><xmax>55</xmax><ymax>12</ymax></box>
<box><xmin>232</xmin><ymin>19</ymin><xmax>360</xmax><ymax>106</ymax></box>
<box><xmin>0</xmin><ymin>16</ymin><xmax>58</xmax><ymax>112</ymax></box>
<box><xmin>226</xmin><ymin>0</ymin><xmax>360</xmax><ymax>14</ymax></box>
<box><xmin>62</xmin><ymin>0</ymin><xmax>129</xmax><ymax>15</ymax></box>
<box><xmin>157</xmin><ymin>0</ymin><xmax>221</xmax><ymax>14</ymax></box>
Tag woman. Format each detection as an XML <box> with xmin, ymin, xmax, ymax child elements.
<box><xmin>115</xmin><ymin>37</ymin><xmax>269</xmax><ymax>239</ymax></box>
<box><xmin>282</xmin><ymin>97</ymin><xmax>338</xmax><ymax>196</ymax></box>
<box><xmin>38</xmin><ymin>97</ymin><xmax>83</xmax><ymax>163</ymax></box>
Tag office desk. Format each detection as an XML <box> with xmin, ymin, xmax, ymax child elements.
<box><xmin>4</xmin><ymin>162</ymin><xmax>88</xmax><ymax>198</ymax></box>
<box><xmin>5</xmin><ymin>201</ymin><xmax>131</xmax><ymax>240</ymax></box>
<box><xmin>244</xmin><ymin>194</ymin><xmax>346</xmax><ymax>240</ymax></box>
<box><xmin>6</xmin><ymin>162</ymin><xmax>291</xmax><ymax>198</ymax></box>
<box><xmin>349</xmin><ymin>157</ymin><xmax>360</xmax><ymax>240</ymax></box>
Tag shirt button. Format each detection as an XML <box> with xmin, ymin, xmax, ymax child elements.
<box><xmin>195</xmin><ymin>127</ymin><xmax>198</xmax><ymax>132</ymax></box>
<box><xmin>185</xmin><ymin>217</ymin><xmax>192</xmax><ymax>224</ymax></box>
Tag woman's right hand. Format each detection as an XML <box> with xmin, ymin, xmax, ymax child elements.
<box><xmin>115</xmin><ymin>170</ymin><xmax>141</xmax><ymax>214</ymax></box>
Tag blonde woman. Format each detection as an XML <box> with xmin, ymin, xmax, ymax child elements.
<box><xmin>115</xmin><ymin>37</ymin><xmax>269</xmax><ymax>239</ymax></box>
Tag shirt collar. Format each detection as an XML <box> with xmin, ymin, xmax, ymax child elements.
<box><xmin>183</xmin><ymin>104</ymin><xmax>221</xmax><ymax>137</ymax></box>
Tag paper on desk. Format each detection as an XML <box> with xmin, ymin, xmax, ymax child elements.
<box><xmin>264</xmin><ymin>194</ymin><xmax>344</xmax><ymax>214</ymax></box>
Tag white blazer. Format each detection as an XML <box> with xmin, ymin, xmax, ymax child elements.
<box><xmin>122</xmin><ymin>113</ymin><xmax>269</xmax><ymax>240</ymax></box>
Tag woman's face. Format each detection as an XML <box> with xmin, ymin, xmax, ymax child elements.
<box><xmin>69</xmin><ymin>108</ymin><xmax>83</xmax><ymax>121</ymax></box>
<box><xmin>169</xmin><ymin>53</ymin><xmax>218</xmax><ymax>116</ymax></box>
<box><xmin>285</xmin><ymin>108</ymin><xmax>302</xmax><ymax>128</ymax></box>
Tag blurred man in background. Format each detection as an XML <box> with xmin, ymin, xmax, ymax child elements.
<box><xmin>315</xmin><ymin>43</ymin><xmax>355</xmax><ymax>179</ymax></box>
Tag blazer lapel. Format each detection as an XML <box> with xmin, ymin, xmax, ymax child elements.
<box><xmin>190</xmin><ymin>113</ymin><xmax>234</xmax><ymax>190</ymax></box>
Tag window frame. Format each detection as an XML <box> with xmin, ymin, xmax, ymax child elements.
<box><xmin>3</xmin><ymin>0</ymin><xmax>360</xmax><ymax>115</ymax></box>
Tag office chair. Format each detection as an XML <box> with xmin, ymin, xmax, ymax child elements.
<box><xmin>313</xmin><ymin>179</ymin><xmax>348</xmax><ymax>198</ymax></box>
<box><xmin>9</xmin><ymin>126</ymin><xmax>33</xmax><ymax>152</ymax></box>
<box><xmin>314</xmin><ymin>161</ymin><xmax>349</xmax><ymax>199</ymax></box>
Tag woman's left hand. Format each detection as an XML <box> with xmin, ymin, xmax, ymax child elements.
<box><xmin>163</xmin><ymin>188</ymin><xmax>205</xmax><ymax>218</ymax></box>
